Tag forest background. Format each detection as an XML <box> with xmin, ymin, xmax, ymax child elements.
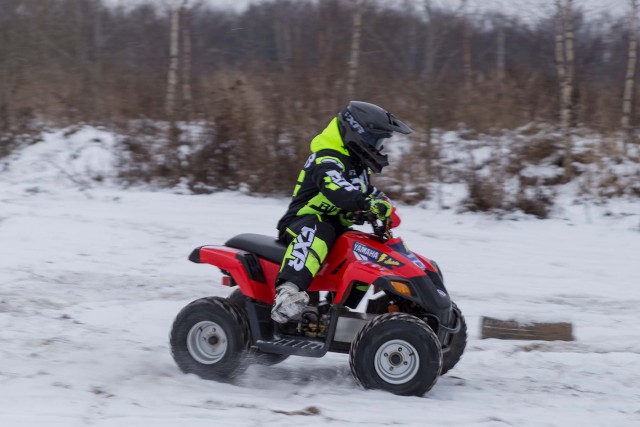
<box><xmin>1</xmin><ymin>0</ymin><xmax>639</xmax><ymax>218</ymax></box>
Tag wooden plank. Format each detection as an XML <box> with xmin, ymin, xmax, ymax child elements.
<box><xmin>481</xmin><ymin>316</ymin><xmax>574</xmax><ymax>341</ymax></box>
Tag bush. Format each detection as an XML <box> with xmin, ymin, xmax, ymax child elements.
<box><xmin>462</xmin><ymin>174</ymin><xmax>505</xmax><ymax>213</ymax></box>
<box><xmin>512</xmin><ymin>187</ymin><xmax>554</xmax><ymax>219</ymax></box>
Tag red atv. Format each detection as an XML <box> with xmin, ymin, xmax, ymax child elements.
<box><xmin>170</xmin><ymin>207</ymin><xmax>467</xmax><ymax>396</ymax></box>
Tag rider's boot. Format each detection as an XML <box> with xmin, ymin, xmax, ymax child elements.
<box><xmin>271</xmin><ymin>281</ymin><xmax>309</xmax><ymax>324</ymax></box>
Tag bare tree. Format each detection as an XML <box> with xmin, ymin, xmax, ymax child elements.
<box><xmin>181</xmin><ymin>3</ymin><xmax>193</xmax><ymax>120</ymax></box>
<box><xmin>165</xmin><ymin>3</ymin><xmax>181</xmax><ymax>119</ymax></box>
<box><xmin>423</xmin><ymin>0</ymin><xmax>437</xmax><ymax>181</ymax></box>
<box><xmin>91</xmin><ymin>0</ymin><xmax>103</xmax><ymax>121</ymax></box>
<box><xmin>1</xmin><ymin>0</ymin><xmax>636</xmax><ymax>150</ymax></box>
<box><xmin>555</xmin><ymin>0</ymin><xmax>575</xmax><ymax>180</ymax></box>
<box><xmin>274</xmin><ymin>1</ymin><xmax>292</xmax><ymax>72</ymax></box>
<box><xmin>564</xmin><ymin>0</ymin><xmax>576</xmax><ymax>122</ymax></box>
<box><xmin>346</xmin><ymin>0</ymin><xmax>363</xmax><ymax>100</ymax></box>
<box><xmin>622</xmin><ymin>0</ymin><xmax>639</xmax><ymax>148</ymax></box>
<box><xmin>496</xmin><ymin>21</ymin><xmax>506</xmax><ymax>88</ymax></box>
<box><xmin>462</xmin><ymin>0</ymin><xmax>473</xmax><ymax>95</ymax></box>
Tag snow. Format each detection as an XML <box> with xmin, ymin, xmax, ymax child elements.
<box><xmin>1</xmin><ymin>128</ymin><xmax>640</xmax><ymax>426</ymax></box>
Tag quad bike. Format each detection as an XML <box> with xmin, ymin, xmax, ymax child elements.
<box><xmin>170</xmin><ymin>206</ymin><xmax>467</xmax><ymax>396</ymax></box>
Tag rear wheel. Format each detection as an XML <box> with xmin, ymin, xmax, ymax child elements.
<box><xmin>227</xmin><ymin>288</ymin><xmax>290</xmax><ymax>366</ymax></box>
<box><xmin>170</xmin><ymin>297</ymin><xmax>250</xmax><ymax>381</ymax></box>
<box><xmin>349</xmin><ymin>313</ymin><xmax>442</xmax><ymax>396</ymax></box>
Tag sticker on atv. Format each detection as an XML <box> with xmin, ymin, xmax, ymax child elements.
<box><xmin>353</xmin><ymin>242</ymin><xmax>405</xmax><ymax>269</ymax></box>
<box><xmin>388</xmin><ymin>242</ymin><xmax>426</xmax><ymax>270</ymax></box>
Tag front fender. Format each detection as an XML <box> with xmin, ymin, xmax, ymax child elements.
<box><xmin>335</xmin><ymin>260</ymin><xmax>395</xmax><ymax>304</ymax></box>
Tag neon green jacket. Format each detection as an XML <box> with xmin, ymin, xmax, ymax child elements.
<box><xmin>276</xmin><ymin>118</ymin><xmax>374</xmax><ymax>233</ymax></box>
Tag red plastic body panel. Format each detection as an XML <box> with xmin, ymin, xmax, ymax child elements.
<box><xmin>413</xmin><ymin>252</ymin><xmax>439</xmax><ymax>274</ymax></box>
<box><xmin>197</xmin><ymin>246</ymin><xmax>278</xmax><ymax>303</ymax></box>
<box><xmin>194</xmin><ymin>229</ymin><xmax>433</xmax><ymax>306</ymax></box>
<box><xmin>390</xmin><ymin>205</ymin><xmax>401</xmax><ymax>228</ymax></box>
<box><xmin>308</xmin><ymin>231</ymin><xmax>426</xmax><ymax>303</ymax></box>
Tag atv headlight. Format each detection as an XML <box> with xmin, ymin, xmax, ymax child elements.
<box><xmin>390</xmin><ymin>281</ymin><xmax>413</xmax><ymax>297</ymax></box>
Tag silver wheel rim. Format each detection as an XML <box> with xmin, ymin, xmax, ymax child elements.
<box><xmin>374</xmin><ymin>339</ymin><xmax>420</xmax><ymax>385</ymax></box>
<box><xmin>187</xmin><ymin>321</ymin><xmax>228</xmax><ymax>365</ymax></box>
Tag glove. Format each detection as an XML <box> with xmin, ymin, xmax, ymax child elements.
<box><xmin>339</xmin><ymin>211</ymin><xmax>357</xmax><ymax>227</ymax></box>
<box><xmin>368</xmin><ymin>198</ymin><xmax>392</xmax><ymax>221</ymax></box>
<box><xmin>370</xmin><ymin>187</ymin><xmax>387</xmax><ymax>200</ymax></box>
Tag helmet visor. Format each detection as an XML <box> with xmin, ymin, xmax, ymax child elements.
<box><xmin>362</xmin><ymin>131</ymin><xmax>388</xmax><ymax>152</ymax></box>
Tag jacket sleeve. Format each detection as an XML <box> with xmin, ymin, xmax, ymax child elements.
<box><xmin>310</xmin><ymin>161</ymin><xmax>370</xmax><ymax>212</ymax></box>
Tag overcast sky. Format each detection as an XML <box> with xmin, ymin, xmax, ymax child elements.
<box><xmin>107</xmin><ymin>0</ymin><xmax>630</xmax><ymax>22</ymax></box>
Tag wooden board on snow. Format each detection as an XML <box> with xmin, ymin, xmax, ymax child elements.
<box><xmin>481</xmin><ymin>316</ymin><xmax>574</xmax><ymax>341</ymax></box>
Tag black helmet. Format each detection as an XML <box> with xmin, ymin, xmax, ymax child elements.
<box><xmin>338</xmin><ymin>101</ymin><xmax>413</xmax><ymax>173</ymax></box>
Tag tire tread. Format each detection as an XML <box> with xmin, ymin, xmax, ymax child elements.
<box><xmin>349</xmin><ymin>313</ymin><xmax>442</xmax><ymax>395</ymax></box>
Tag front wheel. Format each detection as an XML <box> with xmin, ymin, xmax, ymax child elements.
<box><xmin>170</xmin><ymin>297</ymin><xmax>250</xmax><ymax>381</ymax></box>
<box><xmin>349</xmin><ymin>313</ymin><xmax>442</xmax><ymax>396</ymax></box>
<box><xmin>441</xmin><ymin>302</ymin><xmax>467</xmax><ymax>375</ymax></box>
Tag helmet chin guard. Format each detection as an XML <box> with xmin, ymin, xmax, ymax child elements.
<box><xmin>346</xmin><ymin>138</ymin><xmax>389</xmax><ymax>173</ymax></box>
<box><xmin>338</xmin><ymin>101</ymin><xmax>412</xmax><ymax>173</ymax></box>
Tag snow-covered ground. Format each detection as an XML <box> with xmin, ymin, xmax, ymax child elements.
<box><xmin>1</xmin><ymin>127</ymin><xmax>639</xmax><ymax>426</ymax></box>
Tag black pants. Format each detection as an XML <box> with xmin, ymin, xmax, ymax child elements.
<box><xmin>276</xmin><ymin>216</ymin><xmax>344</xmax><ymax>291</ymax></box>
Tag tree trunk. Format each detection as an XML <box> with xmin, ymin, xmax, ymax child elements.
<box><xmin>496</xmin><ymin>23</ymin><xmax>505</xmax><ymax>88</ymax></box>
<box><xmin>564</xmin><ymin>0</ymin><xmax>575</xmax><ymax>179</ymax></box>
<box><xmin>92</xmin><ymin>0</ymin><xmax>103</xmax><ymax>121</ymax></box>
<box><xmin>564</xmin><ymin>0</ymin><xmax>576</xmax><ymax>125</ymax></box>
<box><xmin>181</xmin><ymin>5</ymin><xmax>192</xmax><ymax>120</ymax></box>
<box><xmin>274</xmin><ymin>5</ymin><xmax>292</xmax><ymax>72</ymax></box>
<box><xmin>554</xmin><ymin>1</ymin><xmax>567</xmax><ymax>112</ymax></box>
<box><xmin>622</xmin><ymin>0</ymin><xmax>638</xmax><ymax>148</ymax></box>
<box><xmin>75</xmin><ymin>0</ymin><xmax>90</xmax><ymax>119</ymax></box>
<box><xmin>555</xmin><ymin>0</ymin><xmax>574</xmax><ymax>180</ymax></box>
<box><xmin>0</xmin><ymin>63</ymin><xmax>9</xmax><ymax>131</ymax></box>
<box><xmin>346</xmin><ymin>0</ymin><xmax>363</xmax><ymax>100</ymax></box>
<box><xmin>462</xmin><ymin>0</ymin><xmax>473</xmax><ymax>95</ymax></box>
<box><xmin>166</xmin><ymin>5</ymin><xmax>180</xmax><ymax>120</ymax></box>
<box><xmin>423</xmin><ymin>0</ymin><xmax>436</xmax><ymax>182</ymax></box>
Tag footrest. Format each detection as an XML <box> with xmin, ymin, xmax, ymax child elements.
<box><xmin>247</xmin><ymin>304</ymin><xmax>340</xmax><ymax>358</ymax></box>
<box><xmin>256</xmin><ymin>337</ymin><xmax>328</xmax><ymax>357</ymax></box>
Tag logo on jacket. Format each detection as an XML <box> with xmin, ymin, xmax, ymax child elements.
<box><xmin>288</xmin><ymin>226</ymin><xmax>317</xmax><ymax>271</ymax></box>
<box><xmin>311</xmin><ymin>201</ymin><xmax>338</xmax><ymax>214</ymax></box>
<box><xmin>325</xmin><ymin>170</ymin><xmax>356</xmax><ymax>192</ymax></box>
<box><xmin>304</xmin><ymin>153</ymin><xmax>317</xmax><ymax>168</ymax></box>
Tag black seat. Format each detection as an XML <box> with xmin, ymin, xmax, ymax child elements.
<box><xmin>225</xmin><ymin>233</ymin><xmax>288</xmax><ymax>264</ymax></box>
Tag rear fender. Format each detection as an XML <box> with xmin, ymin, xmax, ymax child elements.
<box><xmin>189</xmin><ymin>246</ymin><xmax>277</xmax><ymax>304</ymax></box>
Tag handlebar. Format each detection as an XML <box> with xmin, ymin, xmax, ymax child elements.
<box><xmin>354</xmin><ymin>211</ymin><xmax>392</xmax><ymax>240</ymax></box>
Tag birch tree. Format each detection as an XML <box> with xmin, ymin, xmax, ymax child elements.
<box><xmin>461</xmin><ymin>0</ymin><xmax>473</xmax><ymax>95</ymax></box>
<box><xmin>181</xmin><ymin>3</ymin><xmax>192</xmax><ymax>120</ymax></box>
<box><xmin>346</xmin><ymin>0</ymin><xmax>363</xmax><ymax>100</ymax></box>
<box><xmin>622</xmin><ymin>0</ymin><xmax>638</xmax><ymax>148</ymax></box>
<box><xmin>423</xmin><ymin>0</ymin><xmax>437</xmax><ymax>181</ymax></box>
<box><xmin>91</xmin><ymin>0</ymin><xmax>103</xmax><ymax>120</ymax></box>
<box><xmin>165</xmin><ymin>3</ymin><xmax>181</xmax><ymax>119</ymax></box>
<box><xmin>555</xmin><ymin>0</ymin><xmax>575</xmax><ymax>180</ymax></box>
<box><xmin>274</xmin><ymin>2</ymin><xmax>292</xmax><ymax>72</ymax></box>
<box><xmin>496</xmin><ymin>21</ymin><xmax>506</xmax><ymax>89</ymax></box>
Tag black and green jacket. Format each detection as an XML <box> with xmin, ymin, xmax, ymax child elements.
<box><xmin>277</xmin><ymin>118</ymin><xmax>375</xmax><ymax>234</ymax></box>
